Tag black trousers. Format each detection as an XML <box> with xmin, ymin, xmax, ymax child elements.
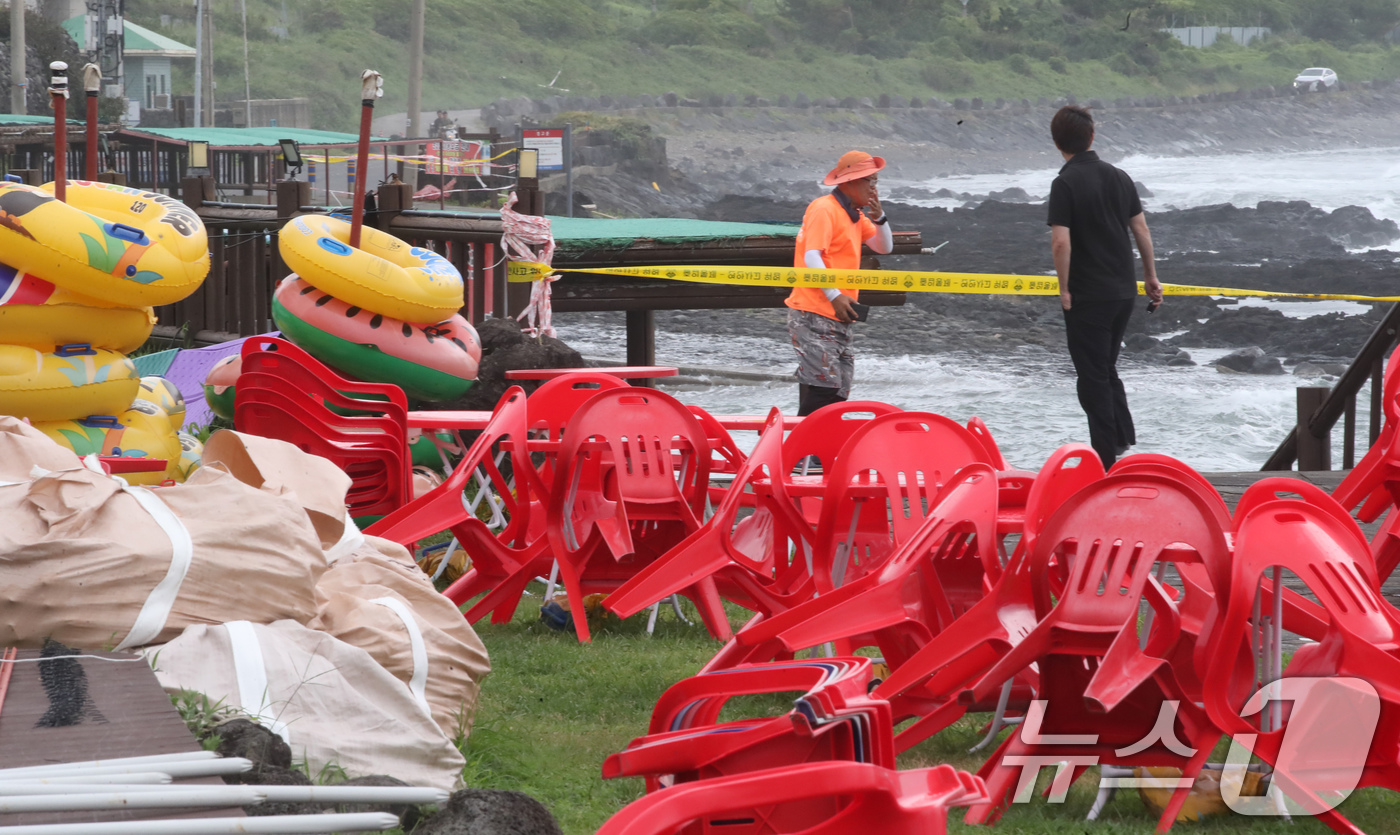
<box><xmin>798</xmin><ymin>383</ymin><xmax>846</xmax><ymax>417</ymax></box>
<box><xmin>1063</xmin><ymin>298</ymin><xmax>1136</xmax><ymax>469</ymax></box>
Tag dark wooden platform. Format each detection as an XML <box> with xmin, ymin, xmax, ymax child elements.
<box><xmin>0</xmin><ymin>649</ymin><xmax>243</xmax><ymax>826</ymax></box>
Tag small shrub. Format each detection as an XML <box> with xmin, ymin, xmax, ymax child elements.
<box><xmin>1049</xmin><ymin>56</ymin><xmax>1069</xmax><ymax>74</ymax></box>
<box><xmin>1007</xmin><ymin>53</ymin><xmax>1034</xmax><ymax>76</ymax></box>
<box><xmin>920</xmin><ymin>59</ymin><xmax>975</xmax><ymax>92</ymax></box>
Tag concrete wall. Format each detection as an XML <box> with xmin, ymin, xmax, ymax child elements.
<box><xmin>1164</xmin><ymin>27</ymin><xmax>1271</xmax><ymax>48</ymax></box>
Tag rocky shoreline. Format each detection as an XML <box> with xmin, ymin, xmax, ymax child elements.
<box><xmin>529</xmin><ymin>89</ymin><xmax>1400</xmax><ymax>378</ymax></box>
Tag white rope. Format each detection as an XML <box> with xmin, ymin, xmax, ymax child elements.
<box><xmin>501</xmin><ymin>191</ymin><xmax>558</xmax><ymax>338</ymax></box>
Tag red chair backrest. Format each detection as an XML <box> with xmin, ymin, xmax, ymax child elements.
<box><xmin>556</xmin><ymin>387</ymin><xmax>711</xmax><ymax>507</ymax></box>
<box><xmin>525</xmin><ymin>373</ymin><xmax>629</xmax><ymax>440</ymax></box>
<box><xmin>823</xmin><ymin>411</ymin><xmax>990</xmax><ymax>542</ymax></box>
<box><xmin>781</xmin><ymin>400</ymin><xmax>901</xmax><ymax>472</ymax></box>
<box><xmin>1030</xmin><ymin>472</ymin><xmax>1232</xmax><ymax>625</ymax></box>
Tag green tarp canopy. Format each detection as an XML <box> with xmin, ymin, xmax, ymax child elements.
<box><xmin>548</xmin><ymin>217</ymin><xmax>798</xmax><ymax>249</ymax></box>
<box><xmin>115</xmin><ymin>126</ymin><xmax>384</xmax><ymax>147</ymax></box>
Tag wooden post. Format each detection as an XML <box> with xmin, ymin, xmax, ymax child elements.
<box><xmin>50</xmin><ymin>62</ymin><xmax>68</xmax><ymax>201</ymax></box>
<box><xmin>350</xmin><ymin>71</ymin><xmax>382</xmax><ymax>248</ymax></box>
<box><xmin>626</xmin><ymin>310</ymin><xmax>657</xmax><ymax>386</ymax></box>
<box><xmin>181</xmin><ymin>175</ymin><xmax>215</xmax><ymax>209</ymax></box>
<box><xmin>376</xmin><ymin>181</ymin><xmax>414</xmax><ymax>224</ymax></box>
<box><xmin>276</xmin><ymin>179</ymin><xmax>311</xmax><ymax>220</ymax></box>
<box><xmin>1296</xmin><ymin>386</ymin><xmax>1331</xmax><ymax>471</ymax></box>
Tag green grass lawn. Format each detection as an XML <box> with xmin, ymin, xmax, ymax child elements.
<box><xmin>459</xmin><ymin>595</ymin><xmax>1400</xmax><ymax>834</ymax></box>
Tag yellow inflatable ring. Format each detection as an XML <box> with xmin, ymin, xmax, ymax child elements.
<box><xmin>34</xmin><ymin>403</ymin><xmax>183</xmax><ymax>485</ymax></box>
<box><xmin>0</xmin><ymin>344</ymin><xmax>139</xmax><ymax>422</ymax></box>
<box><xmin>279</xmin><ymin>214</ymin><xmax>463</xmax><ymax>323</ymax></box>
<box><xmin>1</xmin><ymin>262</ymin><xmax>155</xmax><ymax>352</ymax></box>
<box><xmin>136</xmin><ymin>375</ymin><xmax>186</xmax><ymax>428</ymax></box>
<box><xmin>0</xmin><ymin>180</ymin><xmax>208</xmax><ymax>307</ymax></box>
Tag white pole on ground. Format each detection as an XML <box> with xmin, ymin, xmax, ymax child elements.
<box><xmin>0</xmin><ymin>775</ymin><xmax>172</xmax><ymax>787</ymax></box>
<box><xmin>0</xmin><ymin>753</ymin><xmax>216</xmax><ymax>776</ymax></box>
<box><xmin>0</xmin><ymin>784</ymin><xmax>449</xmax><ymax>806</ymax></box>
<box><xmin>0</xmin><ymin>788</ymin><xmax>265</xmax><ymax>813</ymax></box>
<box><xmin>0</xmin><ymin>811</ymin><xmax>400</xmax><ymax>834</ymax></box>
<box><xmin>0</xmin><ymin>760</ymin><xmax>250</xmax><ymax>782</ymax></box>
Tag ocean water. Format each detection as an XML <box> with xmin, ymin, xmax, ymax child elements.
<box><xmin>553</xmin><ymin>147</ymin><xmax>1395</xmax><ymax>473</ymax></box>
<box><xmin>893</xmin><ymin>146</ymin><xmax>1400</xmax><ymax>233</ymax></box>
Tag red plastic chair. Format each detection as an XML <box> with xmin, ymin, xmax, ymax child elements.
<box><xmin>873</xmin><ymin>443</ymin><xmax>1103</xmax><ymax>752</ymax></box>
<box><xmin>734</xmin><ymin>464</ymin><xmax>1001</xmax><ymax>681</ymax></box>
<box><xmin>234</xmin><ymin>385</ymin><xmax>410</xmax><ymax>518</ymax></box>
<box><xmin>780</xmin><ymin>400</ymin><xmax>901</xmax><ymax>526</ymax></box>
<box><xmin>808</xmin><ymin>411</ymin><xmax>991</xmax><ymax>593</ymax></box>
<box><xmin>604</xmin><ymin>658</ymin><xmax>893</xmax><ymax>794</ymax></box>
<box><xmin>606</xmin><ymin>409</ymin><xmax>810</xmax><ymax>641</ymax></box>
<box><xmin>366</xmin><ymin>388</ymin><xmax>558</xmax><ymax>624</ymax></box>
<box><xmin>596</xmin><ymin>761</ymin><xmax>987</xmax><ymax>835</ymax></box>
<box><xmin>966</xmin><ymin>416</ymin><xmax>1010</xmax><ymax>470</ymax></box>
<box><xmin>686</xmin><ymin>404</ymin><xmax>748</xmax><ymax>506</ymax></box>
<box><xmin>1332</xmin><ymin>348</ymin><xmax>1400</xmax><ymax>517</ymax></box>
<box><xmin>545</xmin><ymin>387</ymin><xmax>717</xmax><ymax>641</ymax></box>
<box><xmin>961</xmin><ymin>472</ymin><xmax>1233</xmax><ymax>830</ymax></box>
<box><xmin>1202</xmin><ymin>479</ymin><xmax>1400</xmax><ymax>835</ymax></box>
<box><xmin>236</xmin><ymin>336</ymin><xmax>412</xmax><ymax>517</ymax></box>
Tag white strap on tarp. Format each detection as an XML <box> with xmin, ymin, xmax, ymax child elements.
<box><xmin>25</xmin><ymin>459</ymin><xmax>193</xmax><ymax>652</ymax></box>
<box><xmin>368</xmin><ymin>596</ymin><xmax>430</xmax><ymax>713</ymax></box>
<box><xmin>223</xmin><ymin>620</ymin><xmax>291</xmax><ymax>744</ymax></box>
<box><xmin>325</xmin><ymin>515</ymin><xmax>366</xmax><ymax>564</ymax></box>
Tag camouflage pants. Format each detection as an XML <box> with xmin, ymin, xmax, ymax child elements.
<box><xmin>787</xmin><ymin>308</ymin><xmax>854</xmax><ymax>399</ymax></box>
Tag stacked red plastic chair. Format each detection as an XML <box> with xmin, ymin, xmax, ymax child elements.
<box><xmin>604</xmin><ymin>657</ymin><xmax>893</xmax><ymax>791</ymax></box>
<box><xmin>234</xmin><ymin>336</ymin><xmax>412</xmax><ymax>519</ymax></box>
<box><xmin>597</xmin><ymin>761</ymin><xmax>987</xmax><ymax>835</ymax></box>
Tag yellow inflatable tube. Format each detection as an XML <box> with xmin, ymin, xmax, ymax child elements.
<box><xmin>34</xmin><ymin>402</ymin><xmax>184</xmax><ymax>485</ymax></box>
<box><xmin>279</xmin><ymin>214</ymin><xmax>464</xmax><ymax>323</ymax></box>
<box><xmin>0</xmin><ymin>180</ymin><xmax>208</xmax><ymax>307</ymax></box>
<box><xmin>0</xmin><ymin>344</ymin><xmax>139</xmax><ymax>422</ymax></box>
<box><xmin>1</xmin><ymin>262</ymin><xmax>155</xmax><ymax>351</ymax></box>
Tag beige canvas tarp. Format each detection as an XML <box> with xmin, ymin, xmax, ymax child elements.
<box><xmin>310</xmin><ymin>536</ymin><xmax>491</xmax><ymax>740</ymax></box>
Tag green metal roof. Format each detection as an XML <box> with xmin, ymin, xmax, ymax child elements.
<box><xmin>549</xmin><ymin>216</ymin><xmax>798</xmax><ymax>247</ymax></box>
<box><xmin>0</xmin><ymin>114</ymin><xmax>83</xmax><ymax>126</ymax></box>
<box><xmin>63</xmin><ymin>16</ymin><xmax>195</xmax><ymax>56</ymax></box>
<box><xmin>116</xmin><ymin>126</ymin><xmax>384</xmax><ymax>147</ymax></box>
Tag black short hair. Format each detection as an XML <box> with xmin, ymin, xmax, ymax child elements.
<box><xmin>1050</xmin><ymin>106</ymin><xmax>1094</xmax><ymax>154</ymax></box>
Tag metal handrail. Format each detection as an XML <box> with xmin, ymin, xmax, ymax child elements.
<box><xmin>1262</xmin><ymin>301</ymin><xmax>1400</xmax><ymax>471</ymax></box>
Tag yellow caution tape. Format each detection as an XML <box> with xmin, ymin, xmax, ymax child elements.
<box><xmin>506</xmin><ymin>261</ymin><xmax>1400</xmax><ymax>304</ymax></box>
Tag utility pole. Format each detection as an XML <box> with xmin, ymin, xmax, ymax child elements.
<box><xmin>10</xmin><ymin>0</ymin><xmax>27</xmax><ymax>114</ymax></box>
<box><xmin>202</xmin><ymin>3</ymin><xmax>214</xmax><ymax>127</ymax></box>
<box><xmin>193</xmin><ymin>0</ymin><xmax>202</xmax><ymax>126</ymax></box>
<box><xmin>407</xmin><ymin>0</ymin><xmax>424</xmax><ymax>138</ymax></box>
<box><xmin>240</xmin><ymin>0</ymin><xmax>251</xmax><ymax>127</ymax></box>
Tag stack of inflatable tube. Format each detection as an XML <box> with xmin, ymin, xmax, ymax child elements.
<box><xmin>269</xmin><ymin>215</ymin><xmax>479</xmax><ymax>402</ymax></box>
<box><xmin>0</xmin><ymin>181</ymin><xmax>210</xmax><ymax>481</ymax></box>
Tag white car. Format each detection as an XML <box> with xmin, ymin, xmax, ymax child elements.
<box><xmin>1293</xmin><ymin>68</ymin><xmax>1338</xmax><ymax>91</ymax></box>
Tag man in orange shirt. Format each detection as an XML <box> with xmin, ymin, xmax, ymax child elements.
<box><xmin>787</xmin><ymin>150</ymin><xmax>894</xmax><ymax>416</ymax></box>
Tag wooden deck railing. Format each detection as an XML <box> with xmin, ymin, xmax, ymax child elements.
<box><xmin>1262</xmin><ymin>301</ymin><xmax>1400</xmax><ymax>472</ymax></box>
<box><xmin>165</xmin><ymin>175</ymin><xmax>918</xmax><ymax>365</ymax></box>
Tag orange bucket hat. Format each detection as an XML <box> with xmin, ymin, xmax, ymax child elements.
<box><xmin>823</xmin><ymin>150</ymin><xmax>886</xmax><ymax>186</ymax></box>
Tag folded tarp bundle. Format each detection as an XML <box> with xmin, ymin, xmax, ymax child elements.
<box><xmin>311</xmin><ymin>535</ymin><xmax>491</xmax><ymax>740</ymax></box>
<box><xmin>146</xmin><ymin>619</ymin><xmax>467</xmax><ymax>790</ymax></box>
<box><xmin>0</xmin><ymin>418</ymin><xmax>328</xmax><ymax>649</ymax></box>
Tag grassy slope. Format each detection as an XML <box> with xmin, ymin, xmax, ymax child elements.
<box><xmin>124</xmin><ymin>0</ymin><xmax>1399</xmax><ymax>132</ymax></box>
<box><xmin>465</xmin><ymin>598</ymin><xmax>1400</xmax><ymax>835</ymax></box>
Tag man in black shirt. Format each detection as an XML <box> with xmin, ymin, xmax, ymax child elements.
<box><xmin>1047</xmin><ymin>105</ymin><xmax>1163</xmax><ymax>469</ymax></box>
